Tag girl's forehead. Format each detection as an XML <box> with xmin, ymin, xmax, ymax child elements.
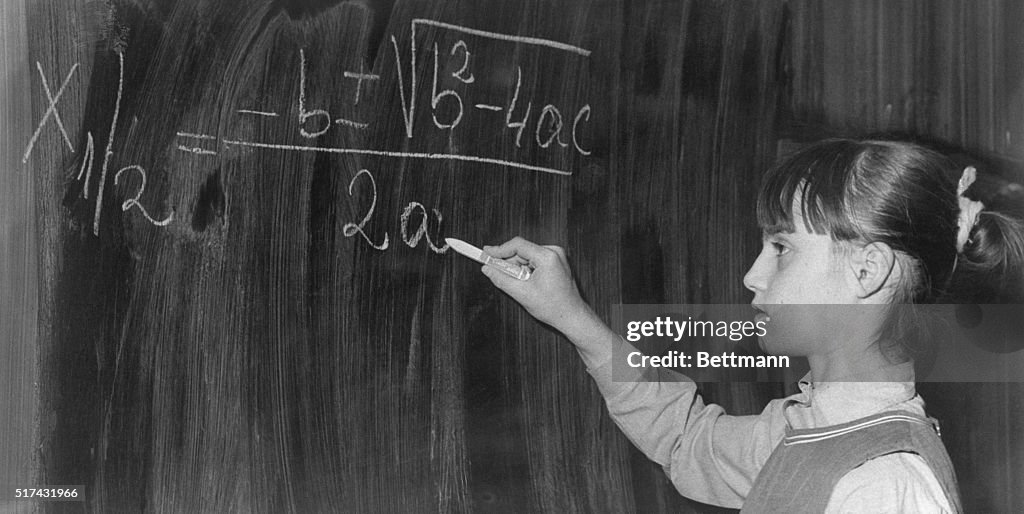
<box><xmin>758</xmin><ymin>182</ymin><xmax>832</xmax><ymax>237</ymax></box>
<box><xmin>762</xmin><ymin>210</ymin><xmax>836</xmax><ymax>247</ymax></box>
<box><xmin>762</xmin><ymin>198</ymin><xmax>813</xmax><ymax>236</ymax></box>
<box><xmin>762</xmin><ymin>226</ymin><xmax>816</xmax><ymax>240</ymax></box>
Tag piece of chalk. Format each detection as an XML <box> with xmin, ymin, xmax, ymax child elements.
<box><xmin>445</xmin><ymin>238</ymin><xmax>532</xmax><ymax>280</ymax></box>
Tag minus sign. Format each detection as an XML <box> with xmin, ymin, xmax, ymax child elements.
<box><xmin>238</xmin><ymin>110</ymin><xmax>279</xmax><ymax>117</ymax></box>
<box><xmin>176</xmin><ymin>132</ymin><xmax>217</xmax><ymax>140</ymax></box>
<box><xmin>474</xmin><ymin>104</ymin><xmax>503</xmax><ymax>112</ymax></box>
<box><xmin>177</xmin><ymin>145</ymin><xmax>217</xmax><ymax>155</ymax></box>
<box><xmin>335</xmin><ymin>118</ymin><xmax>369</xmax><ymax>129</ymax></box>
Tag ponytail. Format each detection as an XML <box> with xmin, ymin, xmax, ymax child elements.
<box><xmin>954</xmin><ymin>210</ymin><xmax>1024</xmax><ymax>302</ymax></box>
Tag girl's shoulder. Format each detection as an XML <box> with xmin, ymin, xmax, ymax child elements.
<box><xmin>827</xmin><ymin>453</ymin><xmax>953</xmax><ymax>513</ymax></box>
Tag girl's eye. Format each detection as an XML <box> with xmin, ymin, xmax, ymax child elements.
<box><xmin>771</xmin><ymin>242</ymin><xmax>790</xmax><ymax>256</ymax></box>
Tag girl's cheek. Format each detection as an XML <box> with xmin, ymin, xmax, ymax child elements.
<box><xmin>772</xmin><ymin>257</ymin><xmax>788</xmax><ymax>277</ymax></box>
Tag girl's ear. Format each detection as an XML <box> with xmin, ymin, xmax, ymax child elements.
<box><xmin>847</xmin><ymin>241</ymin><xmax>897</xmax><ymax>299</ymax></box>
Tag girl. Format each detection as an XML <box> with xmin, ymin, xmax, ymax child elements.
<box><xmin>480</xmin><ymin>139</ymin><xmax>1024</xmax><ymax>512</ymax></box>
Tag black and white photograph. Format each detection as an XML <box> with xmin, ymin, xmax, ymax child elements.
<box><xmin>2</xmin><ymin>0</ymin><xmax>1023</xmax><ymax>512</ymax></box>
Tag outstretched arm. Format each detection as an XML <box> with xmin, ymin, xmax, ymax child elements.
<box><xmin>479</xmin><ymin>237</ymin><xmax>783</xmax><ymax>508</ymax></box>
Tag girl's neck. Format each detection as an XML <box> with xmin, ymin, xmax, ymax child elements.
<box><xmin>807</xmin><ymin>344</ymin><xmax>912</xmax><ymax>383</ymax></box>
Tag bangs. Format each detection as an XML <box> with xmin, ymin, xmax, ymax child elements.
<box><xmin>756</xmin><ymin>139</ymin><xmax>865</xmax><ymax>240</ymax></box>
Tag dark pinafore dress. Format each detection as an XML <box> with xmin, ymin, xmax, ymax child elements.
<box><xmin>739</xmin><ymin>410</ymin><xmax>963</xmax><ymax>513</ymax></box>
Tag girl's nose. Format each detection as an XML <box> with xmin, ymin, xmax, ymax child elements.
<box><xmin>743</xmin><ymin>251</ymin><xmax>769</xmax><ymax>294</ymax></box>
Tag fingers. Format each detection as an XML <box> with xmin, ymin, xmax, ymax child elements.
<box><xmin>480</xmin><ymin>264</ymin><xmax>524</xmax><ymax>293</ymax></box>
<box><xmin>542</xmin><ymin>245</ymin><xmax>568</xmax><ymax>262</ymax></box>
<box><xmin>484</xmin><ymin>239</ymin><xmax>570</xmax><ymax>272</ymax></box>
<box><xmin>481</xmin><ymin>247</ymin><xmax>528</xmax><ymax>266</ymax></box>
<box><xmin>484</xmin><ymin>237</ymin><xmax>549</xmax><ymax>262</ymax></box>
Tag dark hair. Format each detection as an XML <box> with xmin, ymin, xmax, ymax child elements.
<box><xmin>756</xmin><ymin>138</ymin><xmax>1024</xmax><ymax>358</ymax></box>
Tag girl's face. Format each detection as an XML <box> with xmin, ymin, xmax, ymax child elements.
<box><xmin>742</xmin><ymin>209</ymin><xmax>866</xmax><ymax>356</ymax></box>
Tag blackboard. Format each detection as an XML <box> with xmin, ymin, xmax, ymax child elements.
<box><xmin>4</xmin><ymin>1</ymin><xmax>1023</xmax><ymax>512</ymax></box>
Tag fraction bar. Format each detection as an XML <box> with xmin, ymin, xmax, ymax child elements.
<box><xmin>175</xmin><ymin>133</ymin><xmax>572</xmax><ymax>176</ymax></box>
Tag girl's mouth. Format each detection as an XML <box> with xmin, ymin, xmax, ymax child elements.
<box><xmin>752</xmin><ymin>304</ymin><xmax>770</xmax><ymax>323</ymax></box>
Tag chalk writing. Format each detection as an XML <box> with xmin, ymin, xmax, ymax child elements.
<box><xmin>174</xmin><ymin>134</ymin><xmax>573</xmax><ymax>176</ymax></box>
<box><xmin>342</xmin><ymin>169</ymin><xmax>389</xmax><ymax>250</ymax></box>
<box><xmin>23</xmin><ymin>62</ymin><xmax>79</xmax><ymax>162</ymax></box>
<box><xmin>536</xmin><ymin>105</ymin><xmax>567</xmax><ymax>149</ymax></box>
<box><xmin>174</xmin><ymin>130</ymin><xmax>220</xmax><ymax>154</ymax></box>
<box><xmin>391</xmin><ymin>34</ymin><xmax>417</xmax><ymax>139</ymax></box>
<box><xmin>298</xmin><ymin>49</ymin><xmax>331</xmax><ymax>138</ymax></box>
<box><xmin>334</xmin><ymin>118</ymin><xmax>369</xmax><ymax>130</ymax></box>
<box><xmin>92</xmin><ymin>53</ymin><xmax>125</xmax><ymax>236</ymax></box>
<box><xmin>400</xmin><ymin>202</ymin><xmax>448</xmax><ymax>253</ymax></box>
<box><xmin>431</xmin><ymin>43</ymin><xmax>463</xmax><ymax>130</ymax></box>
<box><xmin>42</xmin><ymin>18</ymin><xmax>593</xmax><ymax>242</ymax></box>
<box><xmin>343</xmin><ymin>67</ymin><xmax>379</xmax><ymax>105</ymax></box>
<box><xmin>175</xmin><ymin>131</ymin><xmax>219</xmax><ymax>155</ymax></box>
<box><xmin>340</xmin><ymin>169</ymin><xmax>450</xmax><ymax>253</ymax></box>
<box><xmin>572</xmin><ymin>105</ymin><xmax>592</xmax><ymax>156</ymax></box>
<box><xmin>176</xmin><ymin>132</ymin><xmax>216</xmax><ymax>140</ymax></box>
<box><xmin>505</xmin><ymin>67</ymin><xmax>531</xmax><ymax>147</ymax></box>
<box><xmin>413</xmin><ymin>19</ymin><xmax>591</xmax><ymax>57</ymax></box>
<box><xmin>55</xmin><ymin>52</ymin><xmax>175</xmax><ymax>235</ymax></box>
<box><xmin>297</xmin><ymin>48</ymin><xmax>371</xmax><ymax>136</ymax></box>
<box><xmin>76</xmin><ymin>132</ymin><xmax>94</xmax><ymax>198</ymax></box>
<box><xmin>176</xmin><ymin>145</ymin><xmax>218</xmax><ymax>155</ymax></box>
<box><xmin>238</xmin><ymin>109</ymin><xmax>279</xmax><ymax>117</ymax></box>
<box><xmin>114</xmin><ymin>165</ymin><xmax>174</xmax><ymax>227</ymax></box>
<box><xmin>450</xmin><ymin>40</ymin><xmax>475</xmax><ymax>84</ymax></box>
<box><xmin>392</xmin><ymin>18</ymin><xmax>593</xmax><ymax>162</ymax></box>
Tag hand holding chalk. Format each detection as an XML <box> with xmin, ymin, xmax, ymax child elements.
<box><xmin>446</xmin><ymin>238</ymin><xmax>532</xmax><ymax>280</ymax></box>
<box><xmin>479</xmin><ymin>237</ymin><xmax>594</xmax><ymax>332</ymax></box>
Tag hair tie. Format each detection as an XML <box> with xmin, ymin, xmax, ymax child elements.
<box><xmin>956</xmin><ymin>166</ymin><xmax>985</xmax><ymax>253</ymax></box>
